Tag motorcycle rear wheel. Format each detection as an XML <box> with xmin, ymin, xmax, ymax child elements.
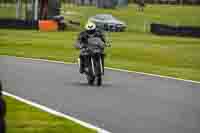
<box><xmin>87</xmin><ymin>75</ymin><xmax>95</xmax><ymax>85</ymax></box>
<box><xmin>97</xmin><ymin>75</ymin><xmax>102</xmax><ymax>86</ymax></box>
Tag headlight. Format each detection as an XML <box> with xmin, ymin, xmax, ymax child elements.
<box><xmin>107</xmin><ymin>23</ymin><xmax>113</xmax><ymax>26</ymax></box>
<box><xmin>116</xmin><ymin>24</ymin><xmax>123</xmax><ymax>27</ymax></box>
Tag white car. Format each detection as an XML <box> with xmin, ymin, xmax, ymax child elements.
<box><xmin>89</xmin><ymin>14</ymin><xmax>127</xmax><ymax>32</ymax></box>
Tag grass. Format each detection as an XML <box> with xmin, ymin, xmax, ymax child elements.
<box><xmin>62</xmin><ymin>4</ymin><xmax>200</xmax><ymax>32</ymax></box>
<box><xmin>0</xmin><ymin>29</ymin><xmax>200</xmax><ymax>81</ymax></box>
<box><xmin>5</xmin><ymin>95</ymin><xmax>96</xmax><ymax>133</ymax></box>
<box><xmin>0</xmin><ymin>4</ymin><xmax>25</xmax><ymax>19</ymax></box>
<box><xmin>1</xmin><ymin>4</ymin><xmax>200</xmax><ymax>32</ymax></box>
<box><xmin>0</xmin><ymin>4</ymin><xmax>200</xmax><ymax>81</ymax></box>
<box><xmin>0</xmin><ymin>5</ymin><xmax>16</xmax><ymax>19</ymax></box>
<box><xmin>0</xmin><ymin>4</ymin><xmax>200</xmax><ymax>133</ymax></box>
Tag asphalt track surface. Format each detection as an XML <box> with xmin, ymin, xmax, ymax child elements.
<box><xmin>0</xmin><ymin>56</ymin><xmax>200</xmax><ymax>133</ymax></box>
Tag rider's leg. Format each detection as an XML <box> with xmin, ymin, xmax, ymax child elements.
<box><xmin>101</xmin><ymin>54</ymin><xmax>104</xmax><ymax>74</ymax></box>
<box><xmin>79</xmin><ymin>55</ymin><xmax>84</xmax><ymax>73</ymax></box>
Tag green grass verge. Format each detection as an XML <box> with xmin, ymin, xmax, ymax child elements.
<box><xmin>62</xmin><ymin>4</ymin><xmax>200</xmax><ymax>33</ymax></box>
<box><xmin>1</xmin><ymin>4</ymin><xmax>200</xmax><ymax>32</ymax></box>
<box><xmin>0</xmin><ymin>4</ymin><xmax>200</xmax><ymax>81</ymax></box>
<box><xmin>5</xmin><ymin>95</ymin><xmax>96</xmax><ymax>133</ymax></box>
<box><xmin>0</xmin><ymin>5</ymin><xmax>16</xmax><ymax>19</ymax></box>
<box><xmin>1</xmin><ymin>4</ymin><xmax>200</xmax><ymax>132</ymax></box>
<box><xmin>0</xmin><ymin>29</ymin><xmax>200</xmax><ymax>81</ymax></box>
<box><xmin>1</xmin><ymin>4</ymin><xmax>200</xmax><ymax>133</ymax></box>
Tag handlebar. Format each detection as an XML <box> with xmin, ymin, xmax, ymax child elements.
<box><xmin>106</xmin><ymin>44</ymin><xmax>111</xmax><ymax>47</ymax></box>
<box><xmin>105</xmin><ymin>41</ymin><xmax>111</xmax><ymax>47</ymax></box>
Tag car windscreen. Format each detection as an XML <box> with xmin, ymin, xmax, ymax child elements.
<box><xmin>94</xmin><ymin>15</ymin><xmax>115</xmax><ymax>20</ymax></box>
<box><xmin>94</xmin><ymin>15</ymin><xmax>105</xmax><ymax>20</ymax></box>
<box><xmin>104</xmin><ymin>15</ymin><xmax>112</xmax><ymax>19</ymax></box>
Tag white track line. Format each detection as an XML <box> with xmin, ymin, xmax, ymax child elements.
<box><xmin>3</xmin><ymin>91</ymin><xmax>111</xmax><ymax>133</ymax></box>
<box><xmin>14</xmin><ymin>56</ymin><xmax>200</xmax><ymax>84</ymax></box>
<box><xmin>105</xmin><ymin>67</ymin><xmax>200</xmax><ymax>84</ymax></box>
<box><xmin>1</xmin><ymin>56</ymin><xmax>199</xmax><ymax>133</ymax></box>
<box><xmin>16</xmin><ymin>56</ymin><xmax>76</xmax><ymax>65</ymax></box>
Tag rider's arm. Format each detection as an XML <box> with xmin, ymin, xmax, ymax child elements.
<box><xmin>75</xmin><ymin>40</ymin><xmax>83</xmax><ymax>49</ymax></box>
<box><xmin>75</xmin><ymin>32</ymin><xmax>85</xmax><ymax>49</ymax></box>
<box><xmin>96</xmin><ymin>30</ymin><xmax>106</xmax><ymax>43</ymax></box>
<box><xmin>100</xmin><ymin>34</ymin><xmax>106</xmax><ymax>43</ymax></box>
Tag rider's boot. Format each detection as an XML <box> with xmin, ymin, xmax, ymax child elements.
<box><xmin>79</xmin><ymin>56</ymin><xmax>84</xmax><ymax>74</ymax></box>
<box><xmin>80</xmin><ymin>64</ymin><xmax>84</xmax><ymax>74</ymax></box>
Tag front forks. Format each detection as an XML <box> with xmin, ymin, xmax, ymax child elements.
<box><xmin>99</xmin><ymin>56</ymin><xmax>104</xmax><ymax>75</ymax></box>
<box><xmin>91</xmin><ymin>56</ymin><xmax>104</xmax><ymax>76</ymax></box>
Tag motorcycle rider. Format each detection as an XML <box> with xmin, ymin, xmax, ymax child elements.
<box><xmin>75</xmin><ymin>22</ymin><xmax>106</xmax><ymax>74</ymax></box>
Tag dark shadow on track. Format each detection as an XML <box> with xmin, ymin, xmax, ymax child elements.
<box><xmin>71</xmin><ymin>81</ymin><xmax>113</xmax><ymax>88</ymax></box>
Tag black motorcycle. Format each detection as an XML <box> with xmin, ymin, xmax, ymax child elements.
<box><xmin>78</xmin><ymin>37</ymin><xmax>110</xmax><ymax>86</ymax></box>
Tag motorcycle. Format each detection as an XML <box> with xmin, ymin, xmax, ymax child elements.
<box><xmin>78</xmin><ymin>37</ymin><xmax>111</xmax><ymax>86</ymax></box>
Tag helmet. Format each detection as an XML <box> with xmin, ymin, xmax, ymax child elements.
<box><xmin>85</xmin><ymin>22</ymin><xmax>96</xmax><ymax>31</ymax></box>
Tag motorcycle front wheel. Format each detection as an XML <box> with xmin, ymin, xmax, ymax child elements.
<box><xmin>97</xmin><ymin>75</ymin><xmax>102</xmax><ymax>86</ymax></box>
<box><xmin>87</xmin><ymin>75</ymin><xmax>95</xmax><ymax>85</ymax></box>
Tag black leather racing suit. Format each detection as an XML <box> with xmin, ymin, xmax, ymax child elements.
<box><xmin>75</xmin><ymin>29</ymin><xmax>106</xmax><ymax>73</ymax></box>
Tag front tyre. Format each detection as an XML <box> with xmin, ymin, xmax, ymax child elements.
<box><xmin>87</xmin><ymin>75</ymin><xmax>95</xmax><ymax>85</ymax></box>
<box><xmin>97</xmin><ymin>75</ymin><xmax>102</xmax><ymax>86</ymax></box>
